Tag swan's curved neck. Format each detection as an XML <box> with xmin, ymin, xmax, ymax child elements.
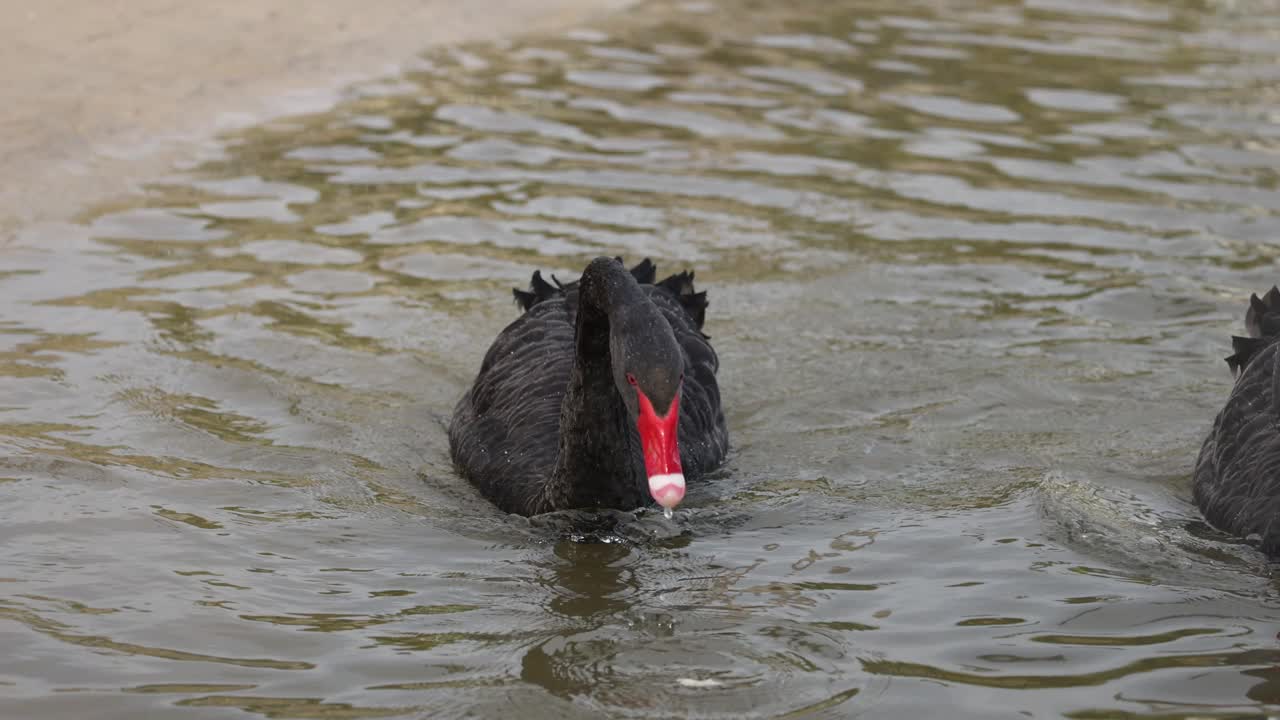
<box><xmin>541</xmin><ymin>261</ymin><xmax>647</xmax><ymax>510</ymax></box>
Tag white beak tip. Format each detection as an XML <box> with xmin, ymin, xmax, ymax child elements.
<box><xmin>648</xmin><ymin>473</ymin><xmax>686</xmax><ymax>509</ymax></box>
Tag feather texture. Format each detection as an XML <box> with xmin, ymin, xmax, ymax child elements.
<box><xmin>450</xmin><ymin>257</ymin><xmax>728</xmax><ymax>515</ymax></box>
<box><xmin>1194</xmin><ymin>285</ymin><xmax>1280</xmax><ymax>555</ymax></box>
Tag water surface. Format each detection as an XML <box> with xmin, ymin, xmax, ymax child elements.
<box><xmin>5</xmin><ymin>0</ymin><xmax>1280</xmax><ymax>717</ymax></box>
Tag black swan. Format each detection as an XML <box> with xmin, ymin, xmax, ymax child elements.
<box><xmin>448</xmin><ymin>256</ymin><xmax>728</xmax><ymax>516</ymax></box>
<box><xmin>1194</xmin><ymin>286</ymin><xmax>1280</xmax><ymax>555</ymax></box>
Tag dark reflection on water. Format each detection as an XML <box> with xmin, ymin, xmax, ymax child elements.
<box><xmin>5</xmin><ymin>0</ymin><xmax>1280</xmax><ymax>717</ymax></box>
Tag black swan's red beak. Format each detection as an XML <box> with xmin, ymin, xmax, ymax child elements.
<box><xmin>636</xmin><ymin>390</ymin><xmax>684</xmax><ymax>509</ymax></box>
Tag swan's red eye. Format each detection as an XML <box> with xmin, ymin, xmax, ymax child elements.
<box><xmin>626</xmin><ymin>373</ymin><xmax>637</xmax><ymax>386</ymax></box>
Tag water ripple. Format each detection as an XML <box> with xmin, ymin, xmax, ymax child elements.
<box><xmin>5</xmin><ymin>0</ymin><xmax>1280</xmax><ymax>717</ymax></box>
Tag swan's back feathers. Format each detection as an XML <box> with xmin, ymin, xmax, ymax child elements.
<box><xmin>1195</xmin><ymin>287</ymin><xmax>1280</xmax><ymax>556</ymax></box>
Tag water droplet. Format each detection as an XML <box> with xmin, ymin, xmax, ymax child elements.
<box><xmin>663</xmin><ymin>507</ymin><xmax>674</xmax><ymax>520</ymax></box>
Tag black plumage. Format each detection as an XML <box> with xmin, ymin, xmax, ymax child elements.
<box><xmin>449</xmin><ymin>256</ymin><xmax>727</xmax><ymax>516</ymax></box>
<box><xmin>1194</xmin><ymin>286</ymin><xmax>1280</xmax><ymax>555</ymax></box>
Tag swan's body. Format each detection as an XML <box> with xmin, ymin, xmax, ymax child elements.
<box><xmin>449</xmin><ymin>257</ymin><xmax>727</xmax><ymax>516</ymax></box>
<box><xmin>1194</xmin><ymin>286</ymin><xmax>1280</xmax><ymax>555</ymax></box>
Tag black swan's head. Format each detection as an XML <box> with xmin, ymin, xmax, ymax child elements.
<box><xmin>609</xmin><ymin>296</ymin><xmax>686</xmax><ymax>510</ymax></box>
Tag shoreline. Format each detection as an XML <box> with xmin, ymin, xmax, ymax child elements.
<box><xmin>1</xmin><ymin>0</ymin><xmax>633</xmax><ymax>235</ymax></box>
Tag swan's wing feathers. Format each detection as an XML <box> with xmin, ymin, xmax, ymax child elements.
<box><xmin>513</xmin><ymin>270</ymin><xmax>568</xmax><ymax>312</ymax></box>
<box><xmin>1222</xmin><ymin>287</ymin><xmax>1280</xmax><ymax>376</ymax></box>
<box><xmin>1227</xmin><ymin>335</ymin><xmax>1270</xmax><ymax>377</ymax></box>
<box><xmin>1247</xmin><ymin>293</ymin><xmax>1269</xmax><ymax>337</ymax></box>
<box><xmin>656</xmin><ymin>270</ymin><xmax>709</xmax><ymax>332</ymax></box>
<box><xmin>630</xmin><ymin>258</ymin><xmax>657</xmax><ymax>285</ymax></box>
<box><xmin>657</xmin><ymin>270</ymin><xmax>694</xmax><ymax>296</ymax></box>
<box><xmin>1196</xmin><ymin>341</ymin><xmax>1280</xmax><ymax>554</ymax></box>
<box><xmin>1244</xmin><ymin>286</ymin><xmax>1280</xmax><ymax>339</ymax></box>
<box><xmin>452</xmin><ymin>299</ymin><xmax>575</xmax><ymax>512</ymax></box>
<box><xmin>1266</xmin><ymin>285</ymin><xmax>1280</xmax><ymax>309</ymax></box>
<box><xmin>512</xmin><ymin>288</ymin><xmax>536</xmax><ymax>310</ymax></box>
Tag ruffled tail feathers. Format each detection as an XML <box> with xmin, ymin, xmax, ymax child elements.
<box><xmin>656</xmin><ymin>270</ymin><xmax>708</xmax><ymax>331</ymax></box>
<box><xmin>1227</xmin><ymin>286</ymin><xmax>1280</xmax><ymax>377</ymax></box>
<box><xmin>512</xmin><ymin>258</ymin><xmax>709</xmax><ymax>333</ymax></box>
<box><xmin>512</xmin><ymin>270</ymin><xmax>562</xmax><ymax>311</ymax></box>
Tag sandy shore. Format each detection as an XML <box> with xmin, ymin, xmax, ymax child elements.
<box><xmin>0</xmin><ymin>0</ymin><xmax>631</xmax><ymax>233</ymax></box>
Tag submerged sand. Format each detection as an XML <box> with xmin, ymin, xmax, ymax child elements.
<box><xmin>0</xmin><ymin>0</ymin><xmax>631</xmax><ymax>232</ymax></box>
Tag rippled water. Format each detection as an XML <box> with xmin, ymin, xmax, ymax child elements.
<box><xmin>7</xmin><ymin>0</ymin><xmax>1280</xmax><ymax>717</ymax></box>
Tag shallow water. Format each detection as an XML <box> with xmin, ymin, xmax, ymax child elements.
<box><xmin>6</xmin><ymin>0</ymin><xmax>1280</xmax><ymax>717</ymax></box>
